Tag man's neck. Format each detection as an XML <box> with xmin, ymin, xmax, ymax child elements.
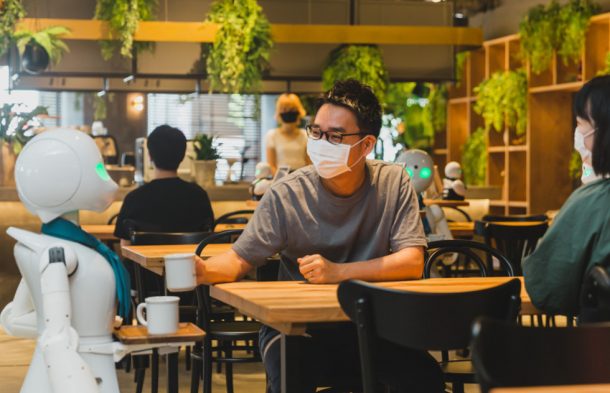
<box><xmin>320</xmin><ymin>161</ymin><xmax>367</xmax><ymax>198</ymax></box>
<box><xmin>154</xmin><ymin>169</ymin><xmax>178</xmax><ymax>180</ymax></box>
<box><xmin>279</xmin><ymin>123</ymin><xmax>298</xmax><ymax>134</ymax></box>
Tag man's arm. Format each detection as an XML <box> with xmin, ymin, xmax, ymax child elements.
<box><xmin>195</xmin><ymin>249</ymin><xmax>255</xmax><ymax>284</ymax></box>
<box><xmin>298</xmin><ymin>246</ymin><xmax>424</xmax><ymax>284</ymax></box>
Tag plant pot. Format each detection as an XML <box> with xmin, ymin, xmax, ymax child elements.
<box><xmin>0</xmin><ymin>143</ymin><xmax>16</xmax><ymax>186</ymax></box>
<box><xmin>193</xmin><ymin>160</ymin><xmax>217</xmax><ymax>189</ymax></box>
<box><xmin>22</xmin><ymin>42</ymin><xmax>50</xmax><ymax>75</ymax></box>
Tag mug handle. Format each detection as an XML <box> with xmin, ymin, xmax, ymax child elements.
<box><xmin>136</xmin><ymin>303</ymin><xmax>148</xmax><ymax>326</ymax></box>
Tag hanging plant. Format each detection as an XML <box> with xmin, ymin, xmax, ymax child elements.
<box><xmin>519</xmin><ymin>0</ymin><xmax>598</xmax><ymax>74</ymax></box>
<box><xmin>455</xmin><ymin>51</ymin><xmax>468</xmax><ymax>87</ymax></box>
<box><xmin>385</xmin><ymin>83</ymin><xmax>434</xmax><ymax>150</ymax></box>
<box><xmin>423</xmin><ymin>83</ymin><xmax>447</xmax><ymax>134</ymax></box>
<box><xmin>322</xmin><ymin>44</ymin><xmax>389</xmax><ymax>103</ymax></box>
<box><xmin>203</xmin><ymin>0</ymin><xmax>273</xmax><ymax>93</ymax></box>
<box><xmin>462</xmin><ymin>127</ymin><xmax>487</xmax><ymax>186</ymax></box>
<box><xmin>474</xmin><ymin>70</ymin><xmax>528</xmax><ymax>135</ymax></box>
<box><xmin>0</xmin><ymin>104</ymin><xmax>48</xmax><ymax>154</ymax></box>
<box><xmin>0</xmin><ymin>0</ymin><xmax>25</xmax><ymax>57</ymax></box>
<box><xmin>597</xmin><ymin>51</ymin><xmax>610</xmax><ymax>75</ymax></box>
<box><xmin>13</xmin><ymin>26</ymin><xmax>70</xmax><ymax>74</ymax></box>
<box><xmin>94</xmin><ymin>0</ymin><xmax>156</xmax><ymax>60</ymax></box>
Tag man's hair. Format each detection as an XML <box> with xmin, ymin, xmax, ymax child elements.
<box><xmin>575</xmin><ymin>75</ymin><xmax>610</xmax><ymax>177</ymax></box>
<box><xmin>147</xmin><ymin>125</ymin><xmax>187</xmax><ymax>171</ymax></box>
<box><xmin>315</xmin><ymin>79</ymin><xmax>382</xmax><ymax>138</ymax></box>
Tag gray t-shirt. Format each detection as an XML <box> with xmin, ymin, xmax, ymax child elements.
<box><xmin>233</xmin><ymin>160</ymin><xmax>427</xmax><ymax>280</ymax></box>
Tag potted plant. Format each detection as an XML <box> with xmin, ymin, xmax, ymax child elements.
<box><xmin>462</xmin><ymin>128</ymin><xmax>487</xmax><ymax>186</ymax></box>
<box><xmin>13</xmin><ymin>26</ymin><xmax>70</xmax><ymax>74</ymax></box>
<box><xmin>192</xmin><ymin>133</ymin><xmax>221</xmax><ymax>188</ymax></box>
<box><xmin>0</xmin><ymin>104</ymin><xmax>47</xmax><ymax>185</ymax></box>
<box><xmin>0</xmin><ymin>0</ymin><xmax>25</xmax><ymax>57</ymax></box>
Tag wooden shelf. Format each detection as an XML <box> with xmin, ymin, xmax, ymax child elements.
<box><xmin>449</xmin><ymin>97</ymin><xmax>472</xmax><ymax>104</ymax></box>
<box><xmin>490</xmin><ymin>200</ymin><xmax>507</xmax><ymax>207</ymax></box>
<box><xmin>507</xmin><ymin>145</ymin><xmax>528</xmax><ymax>152</ymax></box>
<box><xmin>433</xmin><ymin>149</ymin><xmax>448</xmax><ymax>155</ymax></box>
<box><xmin>529</xmin><ymin>81</ymin><xmax>584</xmax><ymax>94</ymax></box>
<box><xmin>488</xmin><ymin>146</ymin><xmax>505</xmax><ymax>153</ymax></box>
<box><xmin>508</xmin><ymin>201</ymin><xmax>528</xmax><ymax>208</ymax></box>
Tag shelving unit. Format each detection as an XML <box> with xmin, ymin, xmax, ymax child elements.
<box><xmin>442</xmin><ymin>13</ymin><xmax>610</xmax><ymax>215</ymax></box>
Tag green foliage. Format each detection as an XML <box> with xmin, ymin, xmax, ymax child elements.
<box><xmin>0</xmin><ymin>0</ymin><xmax>25</xmax><ymax>57</ymax></box>
<box><xmin>13</xmin><ymin>26</ymin><xmax>70</xmax><ymax>65</ymax></box>
<box><xmin>462</xmin><ymin>128</ymin><xmax>487</xmax><ymax>186</ymax></box>
<box><xmin>569</xmin><ymin>150</ymin><xmax>583</xmax><ymax>180</ymax></box>
<box><xmin>455</xmin><ymin>51</ymin><xmax>468</xmax><ymax>87</ymax></box>
<box><xmin>92</xmin><ymin>93</ymin><xmax>114</xmax><ymax>121</ymax></box>
<box><xmin>94</xmin><ymin>0</ymin><xmax>156</xmax><ymax>60</ymax></box>
<box><xmin>474</xmin><ymin>70</ymin><xmax>528</xmax><ymax>135</ymax></box>
<box><xmin>597</xmin><ymin>51</ymin><xmax>610</xmax><ymax>75</ymax></box>
<box><xmin>423</xmin><ymin>83</ymin><xmax>447</xmax><ymax>134</ymax></box>
<box><xmin>519</xmin><ymin>0</ymin><xmax>598</xmax><ymax>74</ymax></box>
<box><xmin>193</xmin><ymin>134</ymin><xmax>221</xmax><ymax>161</ymax></box>
<box><xmin>203</xmin><ymin>0</ymin><xmax>273</xmax><ymax>94</ymax></box>
<box><xmin>0</xmin><ymin>104</ymin><xmax>48</xmax><ymax>154</ymax></box>
<box><xmin>322</xmin><ymin>45</ymin><xmax>389</xmax><ymax>103</ymax></box>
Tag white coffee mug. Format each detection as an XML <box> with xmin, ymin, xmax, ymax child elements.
<box><xmin>136</xmin><ymin>296</ymin><xmax>179</xmax><ymax>335</ymax></box>
<box><xmin>165</xmin><ymin>253</ymin><xmax>197</xmax><ymax>292</ymax></box>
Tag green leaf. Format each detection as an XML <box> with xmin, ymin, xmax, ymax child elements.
<box><xmin>462</xmin><ymin>128</ymin><xmax>487</xmax><ymax>186</ymax></box>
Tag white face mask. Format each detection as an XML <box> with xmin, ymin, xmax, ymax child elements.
<box><xmin>307</xmin><ymin>137</ymin><xmax>367</xmax><ymax>179</ymax></box>
<box><xmin>574</xmin><ymin>126</ymin><xmax>595</xmax><ymax>161</ymax></box>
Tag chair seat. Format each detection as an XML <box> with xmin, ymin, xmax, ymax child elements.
<box><xmin>441</xmin><ymin>360</ymin><xmax>476</xmax><ymax>383</ymax></box>
<box><xmin>208</xmin><ymin>321</ymin><xmax>262</xmax><ymax>339</ymax></box>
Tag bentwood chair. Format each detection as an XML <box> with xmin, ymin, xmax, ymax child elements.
<box><xmin>472</xmin><ymin>317</ymin><xmax>610</xmax><ymax>392</ymax></box>
<box><xmin>580</xmin><ymin>260</ymin><xmax>610</xmax><ymax>323</ymax></box>
<box><xmin>338</xmin><ymin>279</ymin><xmax>522</xmax><ymax>393</ymax></box>
<box><xmin>212</xmin><ymin>210</ymin><xmax>255</xmax><ymax>231</ymax></box>
<box><xmin>191</xmin><ymin>230</ymin><xmax>262</xmax><ymax>393</ymax></box>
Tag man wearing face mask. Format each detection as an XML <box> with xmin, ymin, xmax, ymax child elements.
<box><xmin>195</xmin><ymin>80</ymin><xmax>443</xmax><ymax>393</ymax></box>
<box><xmin>265</xmin><ymin>93</ymin><xmax>310</xmax><ymax>174</ymax></box>
<box><xmin>523</xmin><ymin>75</ymin><xmax>610</xmax><ymax>318</ymax></box>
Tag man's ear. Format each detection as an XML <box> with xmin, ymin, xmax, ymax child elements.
<box><xmin>363</xmin><ymin>136</ymin><xmax>377</xmax><ymax>155</ymax></box>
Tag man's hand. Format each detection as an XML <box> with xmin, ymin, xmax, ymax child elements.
<box><xmin>195</xmin><ymin>255</ymin><xmax>209</xmax><ymax>284</ymax></box>
<box><xmin>194</xmin><ymin>250</ymin><xmax>254</xmax><ymax>285</ymax></box>
<box><xmin>297</xmin><ymin>254</ymin><xmax>344</xmax><ymax>284</ymax></box>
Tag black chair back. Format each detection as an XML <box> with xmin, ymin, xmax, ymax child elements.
<box><xmin>213</xmin><ymin>210</ymin><xmax>255</xmax><ymax>230</ymax></box>
<box><xmin>482</xmin><ymin>214</ymin><xmax>548</xmax><ymax>222</ymax></box>
<box><xmin>472</xmin><ymin>317</ymin><xmax>610</xmax><ymax>392</ymax></box>
<box><xmin>425</xmin><ymin>239</ymin><xmax>515</xmax><ymax>278</ymax></box>
<box><xmin>337</xmin><ymin>279</ymin><xmax>521</xmax><ymax>393</ymax></box>
<box><xmin>130</xmin><ymin>231</ymin><xmax>212</xmax><ymax>245</ymax></box>
<box><xmin>580</xmin><ymin>261</ymin><xmax>610</xmax><ymax>323</ymax></box>
<box><xmin>107</xmin><ymin>213</ymin><xmax>119</xmax><ymax>225</ymax></box>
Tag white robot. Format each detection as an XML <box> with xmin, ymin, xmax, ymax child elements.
<box><xmin>0</xmin><ymin>129</ymin><xmax>161</xmax><ymax>393</ymax></box>
<box><xmin>396</xmin><ymin>149</ymin><xmax>453</xmax><ymax>241</ymax></box>
<box><xmin>443</xmin><ymin>161</ymin><xmax>467</xmax><ymax>201</ymax></box>
<box><xmin>249</xmin><ymin>162</ymin><xmax>273</xmax><ymax>200</ymax></box>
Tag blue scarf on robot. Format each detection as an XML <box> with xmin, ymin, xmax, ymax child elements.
<box><xmin>41</xmin><ymin>218</ymin><xmax>131</xmax><ymax>319</ymax></box>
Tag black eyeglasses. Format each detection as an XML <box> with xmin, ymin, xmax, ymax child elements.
<box><xmin>305</xmin><ymin>125</ymin><xmax>365</xmax><ymax>145</ymax></box>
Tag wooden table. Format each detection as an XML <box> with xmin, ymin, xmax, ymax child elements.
<box><xmin>423</xmin><ymin>199</ymin><xmax>470</xmax><ymax>207</ymax></box>
<box><xmin>82</xmin><ymin>224</ymin><xmax>117</xmax><ymax>240</ymax></box>
<box><xmin>211</xmin><ymin>277</ymin><xmax>534</xmax><ymax>393</ymax></box>
<box><xmin>121</xmin><ymin>243</ymin><xmax>232</xmax><ymax>275</ymax></box>
<box><xmin>447</xmin><ymin>222</ymin><xmax>475</xmax><ymax>237</ymax></box>
<box><xmin>491</xmin><ymin>385</ymin><xmax>610</xmax><ymax>393</ymax></box>
<box><xmin>245</xmin><ymin>200</ymin><xmax>259</xmax><ymax>208</ymax></box>
<box><xmin>215</xmin><ymin>223</ymin><xmax>247</xmax><ymax>232</ymax></box>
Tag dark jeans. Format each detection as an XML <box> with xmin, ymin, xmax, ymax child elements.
<box><xmin>259</xmin><ymin>324</ymin><xmax>445</xmax><ymax>393</ymax></box>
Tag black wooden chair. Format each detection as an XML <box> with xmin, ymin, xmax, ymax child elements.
<box><xmin>472</xmin><ymin>317</ymin><xmax>610</xmax><ymax>392</ymax></box>
<box><xmin>580</xmin><ymin>261</ymin><xmax>610</xmax><ymax>324</ymax></box>
<box><xmin>425</xmin><ymin>239</ymin><xmax>515</xmax><ymax>278</ymax></box>
<box><xmin>481</xmin><ymin>214</ymin><xmax>548</xmax><ymax>222</ymax></box>
<box><xmin>337</xmin><ymin>278</ymin><xmax>522</xmax><ymax>393</ymax></box>
<box><xmin>190</xmin><ymin>230</ymin><xmax>262</xmax><ymax>393</ymax></box>
<box><xmin>212</xmin><ymin>210</ymin><xmax>255</xmax><ymax>231</ymax></box>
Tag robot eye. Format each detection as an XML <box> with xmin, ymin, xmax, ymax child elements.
<box><xmin>420</xmin><ymin>167</ymin><xmax>432</xmax><ymax>179</ymax></box>
<box><xmin>95</xmin><ymin>162</ymin><xmax>112</xmax><ymax>181</ymax></box>
<box><xmin>406</xmin><ymin>168</ymin><xmax>414</xmax><ymax>178</ymax></box>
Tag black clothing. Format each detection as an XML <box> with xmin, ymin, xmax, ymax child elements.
<box><xmin>114</xmin><ymin>177</ymin><xmax>214</xmax><ymax>239</ymax></box>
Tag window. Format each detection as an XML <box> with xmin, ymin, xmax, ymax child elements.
<box><xmin>147</xmin><ymin>93</ymin><xmax>261</xmax><ymax>181</ymax></box>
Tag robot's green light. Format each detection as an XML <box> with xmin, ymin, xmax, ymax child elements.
<box><xmin>406</xmin><ymin>168</ymin><xmax>414</xmax><ymax>178</ymax></box>
<box><xmin>420</xmin><ymin>167</ymin><xmax>432</xmax><ymax>179</ymax></box>
<box><xmin>96</xmin><ymin>162</ymin><xmax>111</xmax><ymax>181</ymax></box>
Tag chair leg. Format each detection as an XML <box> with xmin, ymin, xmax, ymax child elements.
<box><xmin>190</xmin><ymin>352</ymin><xmax>201</xmax><ymax>393</ymax></box>
<box><xmin>135</xmin><ymin>367</ymin><xmax>145</xmax><ymax>393</ymax></box>
<box><xmin>204</xmin><ymin>340</ymin><xmax>213</xmax><ymax>393</ymax></box>
<box><xmin>151</xmin><ymin>349</ymin><xmax>159</xmax><ymax>393</ymax></box>
<box><xmin>224</xmin><ymin>342</ymin><xmax>234</xmax><ymax>393</ymax></box>
<box><xmin>452</xmin><ymin>382</ymin><xmax>465</xmax><ymax>393</ymax></box>
<box><xmin>186</xmin><ymin>346</ymin><xmax>191</xmax><ymax>371</ymax></box>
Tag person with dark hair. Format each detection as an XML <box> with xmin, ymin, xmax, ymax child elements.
<box><xmin>114</xmin><ymin>124</ymin><xmax>214</xmax><ymax>242</ymax></box>
<box><xmin>193</xmin><ymin>80</ymin><xmax>443</xmax><ymax>392</ymax></box>
<box><xmin>524</xmin><ymin>75</ymin><xmax>610</xmax><ymax>316</ymax></box>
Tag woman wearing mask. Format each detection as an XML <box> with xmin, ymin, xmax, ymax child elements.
<box><xmin>266</xmin><ymin>93</ymin><xmax>309</xmax><ymax>173</ymax></box>
<box><xmin>523</xmin><ymin>75</ymin><xmax>610</xmax><ymax>317</ymax></box>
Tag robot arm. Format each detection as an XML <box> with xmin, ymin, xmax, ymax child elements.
<box><xmin>38</xmin><ymin>246</ymin><xmax>99</xmax><ymax>393</ymax></box>
<box><xmin>0</xmin><ymin>279</ymin><xmax>37</xmax><ymax>338</ymax></box>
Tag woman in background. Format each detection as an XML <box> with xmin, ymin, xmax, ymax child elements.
<box><xmin>266</xmin><ymin>93</ymin><xmax>309</xmax><ymax>173</ymax></box>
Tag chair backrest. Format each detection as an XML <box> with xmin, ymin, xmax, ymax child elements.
<box><xmin>338</xmin><ymin>279</ymin><xmax>521</xmax><ymax>393</ymax></box>
<box><xmin>107</xmin><ymin>213</ymin><xmax>119</xmax><ymax>225</ymax></box>
<box><xmin>580</xmin><ymin>262</ymin><xmax>610</xmax><ymax>323</ymax></box>
<box><xmin>472</xmin><ymin>317</ymin><xmax>610</xmax><ymax>393</ymax></box>
<box><xmin>212</xmin><ymin>210</ymin><xmax>255</xmax><ymax>230</ymax></box>
<box><xmin>425</xmin><ymin>239</ymin><xmax>515</xmax><ymax>278</ymax></box>
<box><xmin>130</xmin><ymin>231</ymin><xmax>212</xmax><ymax>245</ymax></box>
<box><xmin>482</xmin><ymin>214</ymin><xmax>548</xmax><ymax>222</ymax></box>
<box><xmin>475</xmin><ymin>221</ymin><xmax>548</xmax><ymax>275</ymax></box>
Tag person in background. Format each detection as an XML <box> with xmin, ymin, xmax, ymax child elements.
<box><xmin>114</xmin><ymin>124</ymin><xmax>214</xmax><ymax>243</ymax></box>
<box><xmin>523</xmin><ymin>75</ymin><xmax>610</xmax><ymax>317</ymax></box>
<box><xmin>195</xmin><ymin>80</ymin><xmax>443</xmax><ymax>393</ymax></box>
<box><xmin>265</xmin><ymin>93</ymin><xmax>310</xmax><ymax>173</ymax></box>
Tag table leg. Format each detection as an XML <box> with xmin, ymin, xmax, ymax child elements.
<box><xmin>281</xmin><ymin>334</ymin><xmax>301</xmax><ymax>393</ymax></box>
<box><xmin>167</xmin><ymin>351</ymin><xmax>179</xmax><ymax>393</ymax></box>
<box><xmin>152</xmin><ymin>349</ymin><xmax>159</xmax><ymax>393</ymax></box>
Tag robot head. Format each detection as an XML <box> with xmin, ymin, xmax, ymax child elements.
<box><xmin>395</xmin><ymin>149</ymin><xmax>434</xmax><ymax>193</ymax></box>
<box><xmin>15</xmin><ymin>128</ymin><xmax>118</xmax><ymax>223</ymax></box>
<box><xmin>445</xmin><ymin>161</ymin><xmax>463</xmax><ymax>179</ymax></box>
<box><xmin>254</xmin><ymin>162</ymin><xmax>273</xmax><ymax>179</ymax></box>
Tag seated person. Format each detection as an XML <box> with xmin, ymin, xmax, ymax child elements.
<box><xmin>114</xmin><ymin>124</ymin><xmax>214</xmax><ymax>242</ymax></box>
<box><xmin>523</xmin><ymin>75</ymin><xmax>610</xmax><ymax>317</ymax></box>
<box><xmin>194</xmin><ymin>80</ymin><xmax>444</xmax><ymax>393</ymax></box>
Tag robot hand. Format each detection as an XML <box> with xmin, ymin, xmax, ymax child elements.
<box><xmin>451</xmin><ymin>179</ymin><xmax>467</xmax><ymax>197</ymax></box>
<box><xmin>39</xmin><ymin>246</ymin><xmax>99</xmax><ymax>393</ymax></box>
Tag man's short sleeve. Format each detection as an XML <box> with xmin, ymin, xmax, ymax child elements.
<box><xmin>390</xmin><ymin>171</ymin><xmax>427</xmax><ymax>252</ymax></box>
<box><xmin>231</xmin><ymin>188</ymin><xmax>287</xmax><ymax>267</ymax></box>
